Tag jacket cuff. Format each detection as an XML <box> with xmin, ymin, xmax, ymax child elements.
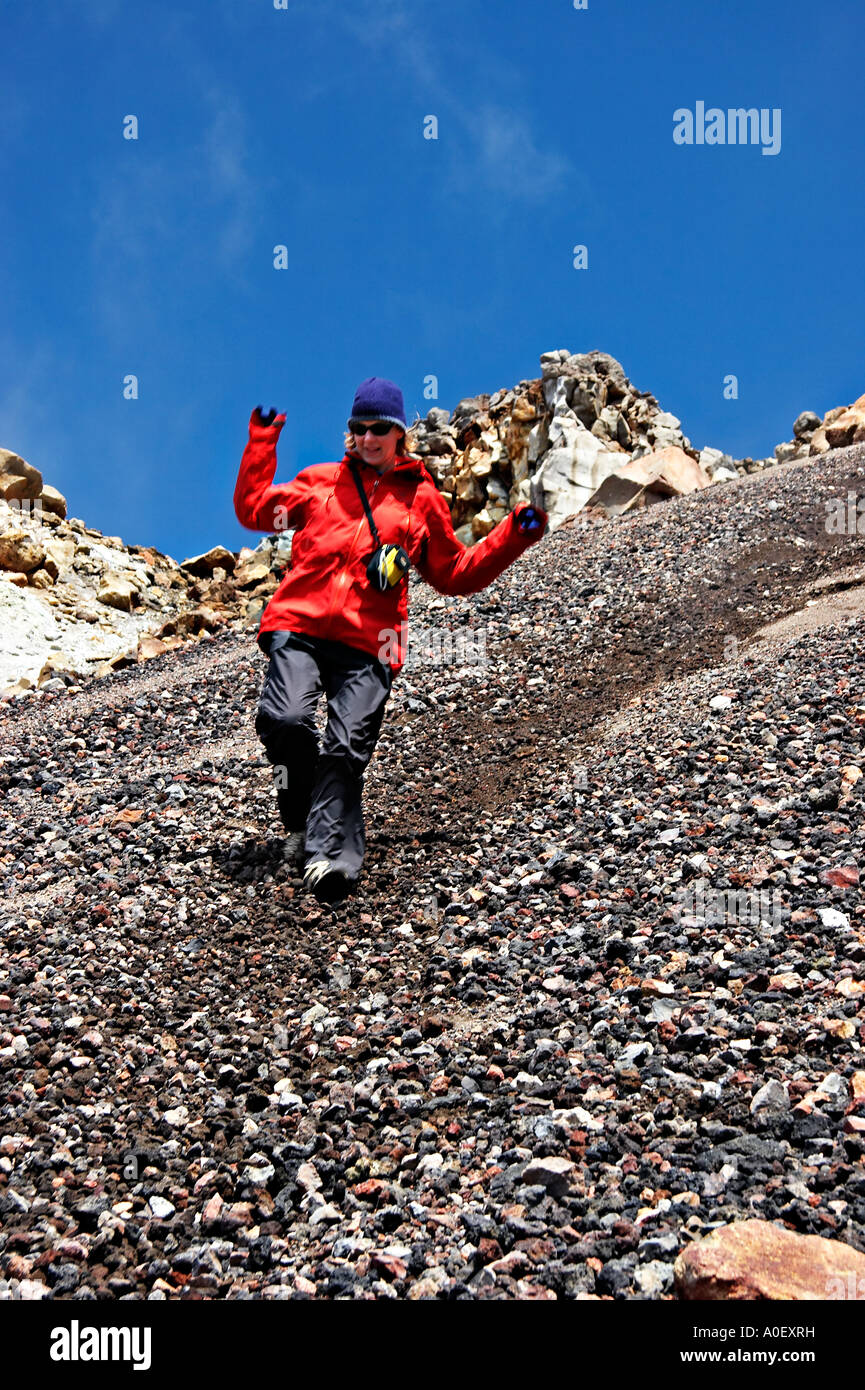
<box><xmin>248</xmin><ymin>411</ymin><xmax>286</xmax><ymax>440</ymax></box>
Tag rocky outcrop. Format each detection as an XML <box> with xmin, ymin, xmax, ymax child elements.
<box><xmin>774</xmin><ymin>393</ymin><xmax>865</xmax><ymax>462</ymax></box>
<box><xmin>0</xmin><ymin>452</ymin><xmax>289</xmax><ymax>698</ymax></box>
<box><xmin>411</xmin><ymin>350</ymin><xmax>715</xmax><ymax>534</ymax></box>
<box><xmin>410</xmin><ymin>350</ymin><xmax>864</xmax><ymax>535</ymax></box>
<box><xmin>584</xmin><ymin>445</ymin><xmax>713</xmax><ymax>518</ymax></box>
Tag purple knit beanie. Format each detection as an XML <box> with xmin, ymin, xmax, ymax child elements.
<box><xmin>349</xmin><ymin>377</ymin><xmax>407</xmax><ymax>431</ymax></box>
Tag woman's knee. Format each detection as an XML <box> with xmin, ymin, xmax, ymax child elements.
<box><xmin>255</xmin><ymin>702</ymin><xmax>317</xmax><ymax>748</ymax></box>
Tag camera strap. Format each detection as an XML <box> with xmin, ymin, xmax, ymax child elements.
<box><xmin>348</xmin><ymin>459</ymin><xmax>382</xmax><ymax>551</ymax></box>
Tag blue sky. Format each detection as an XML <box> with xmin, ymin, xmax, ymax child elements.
<box><xmin>1</xmin><ymin>0</ymin><xmax>863</xmax><ymax>560</ymax></box>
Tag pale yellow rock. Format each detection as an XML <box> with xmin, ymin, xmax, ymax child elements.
<box><xmin>467</xmin><ymin>447</ymin><xmax>492</xmax><ymax>479</ymax></box>
<box><xmin>43</xmin><ymin>537</ymin><xmax>76</xmax><ymax>580</ymax></box>
<box><xmin>97</xmin><ymin>574</ymin><xmax>139</xmax><ymax>612</ymax></box>
<box><xmin>180</xmin><ymin>545</ymin><xmax>236</xmax><ymax>577</ymax></box>
<box><xmin>137</xmin><ymin>635</ymin><xmax>169</xmax><ymax>661</ymax></box>
<box><xmin>0</xmin><ymin>528</ymin><xmax>46</xmax><ymax>572</ymax></box>
<box><xmin>39</xmin><ymin>484</ymin><xmax>68</xmax><ymax>519</ymax></box>
<box><xmin>0</xmin><ymin>448</ymin><xmax>43</xmax><ymax>500</ymax></box>
<box><xmin>511</xmin><ymin>395</ymin><xmax>537</xmax><ymax>422</ymax></box>
<box><xmin>38</xmin><ymin>655</ymin><xmax>83</xmax><ymax>685</ymax></box>
<box><xmin>825</xmin><ymin>393</ymin><xmax>865</xmax><ymax>449</ymax></box>
<box><xmin>455</xmin><ymin>469</ymin><xmax>484</xmax><ymax>504</ymax></box>
<box><xmin>808</xmin><ymin>427</ymin><xmax>830</xmax><ymax>453</ymax></box>
<box><xmin>28</xmin><ymin>568</ymin><xmax>55</xmax><ymax>589</ymax></box>
<box><xmin>234</xmin><ymin>558</ymin><xmax>271</xmax><ymax>588</ymax></box>
<box><xmin>1</xmin><ymin>678</ymin><xmax>33</xmax><ymax>700</ymax></box>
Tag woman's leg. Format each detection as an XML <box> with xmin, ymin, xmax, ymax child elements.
<box><xmin>254</xmin><ymin>634</ymin><xmax>324</xmax><ymax>833</ymax></box>
<box><xmin>304</xmin><ymin>644</ymin><xmax>393</xmax><ymax>882</ymax></box>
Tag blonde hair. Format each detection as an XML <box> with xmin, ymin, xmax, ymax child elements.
<box><xmin>344</xmin><ymin>419</ymin><xmax>420</xmax><ymax>458</ymax></box>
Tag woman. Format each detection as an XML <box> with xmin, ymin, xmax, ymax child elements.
<box><xmin>234</xmin><ymin>376</ymin><xmax>548</xmax><ymax>905</ymax></box>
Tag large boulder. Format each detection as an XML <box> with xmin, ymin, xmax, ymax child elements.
<box><xmin>584</xmin><ymin>448</ymin><xmax>713</xmax><ymax>517</ymax></box>
<box><xmin>0</xmin><ymin>528</ymin><xmax>46</xmax><ymax>573</ymax></box>
<box><xmin>39</xmin><ymin>484</ymin><xmax>68</xmax><ymax>519</ymax></box>
<box><xmin>0</xmin><ymin>448</ymin><xmax>43</xmax><ymax>502</ymax></box>
<box><xmin>180</xmin><ymin>545</ymin><xmax>236</xmax><ymax>577</ymax></box>
<box><xmin>674</xmin><ymin>1219</ymin><xmax>865</xmax><ymax>1300</ymax></box>
<box><xmin>611</xmin><ymin>445</ymin><xmax>712</xmax><ymax>494</ymax></box>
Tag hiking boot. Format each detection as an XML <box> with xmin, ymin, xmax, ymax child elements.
<box><xmin>303</xmin><ymin>859</ymin><xmax>351</xmax><ymax>905</ymax></box>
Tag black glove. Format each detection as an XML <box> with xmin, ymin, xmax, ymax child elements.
<box><xmin>514</xmin><ymin>504</ymin><xmax>548</xmax><ymax>535</ymax></box>
<box><xmin>252</xmin><ymin>405</ymin><xmax>279</xmax><ymax>428</ymax></box>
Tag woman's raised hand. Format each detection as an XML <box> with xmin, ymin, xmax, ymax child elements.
<box><xmin>514</xmin><ymin>503</ymin><xmax>548</xmax><ymax>538</ymax></box>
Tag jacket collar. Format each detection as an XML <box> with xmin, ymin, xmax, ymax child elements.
<box><xmin>340</xmin><ymin>451</ymin><xmax>429</xmax><ymax>479</ymax></box>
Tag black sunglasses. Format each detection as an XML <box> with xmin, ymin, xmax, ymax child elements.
<box><xmin>348</xmin><ymin>419</ymin><xmax>397</xmax><ymax>437</ymax></box>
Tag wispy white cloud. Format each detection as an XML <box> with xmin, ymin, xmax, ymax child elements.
<box><xmin>88</xmin><ymin>49</ymin><xmax>268</xmax><ymax>342</ymax></box>
<box><xmin>451</xmin><ymin>103</ymin><xmax>574</xmax><ymax>204</ymax></box>
<box><xmin>196</xmin><ymin>84</ymin><xmax>261</xmax><ymax>270</ymax></box>
<box><xmin>326</xmin><ymin>0</ymin><xmax>580</xmax><ymax>207</ymax></box>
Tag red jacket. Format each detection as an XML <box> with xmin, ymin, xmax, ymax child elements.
<box><xmin>234</xmin><ymin>410</ymin><xmax>546</xmax><ymax>675</ymax></box>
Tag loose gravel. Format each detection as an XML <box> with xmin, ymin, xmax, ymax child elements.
<box><xmin>1</xmin><ymin>444</ymin><xmax>864</xmax><ymax>1300</ymax></box>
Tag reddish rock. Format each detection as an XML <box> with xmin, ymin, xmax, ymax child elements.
<box><xmin>370</xmin><ymin>1252</ymin><xmax>406</xmax><ymax>1281</ymax></box>
<box><xmin>821</xmin><ymin>865</ymin><xmax>859</xmax><ymax>888</ymax></box>
<box><xmin>478</xmin><ymin>1237</ymin><xmax>503</xmax><ymax>1263</ymax></box>
<box><xmin>201</xmin><ymin>1193</ymin><xmax>224</xmax><ymax>1229</ymax></box>
<box><xmin>352</xmin><ymin>1178</ymin><xmax>393</xmax><ymax>1203</ymax></box>
<box><xmin>675</xmin><ymin>1219</ymin><xmax>865</xmax><ymax>1300</ymax></box>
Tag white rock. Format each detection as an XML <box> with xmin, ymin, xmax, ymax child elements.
<box><xmin>148</xmin><ymin>1195</ymin><xmax>175</xmax><ymax>1220</ymax></box>
<box><xmin>277</xmin><ymin>1091</ymin><xmax>303</xmax><ymax>1111</ymax></box>
<box><xmin>749</xmin><ymin>1079</ymin><xmax>789</xmax><ymax>1113</ymax></box>
<box><xmin>819</xmin><ymin>908</ymin><xmax>849</xmax><ymax>929</ymax></box>
<box><xmin>522</xmin><ymin>1155</ymin><xmax>575</xmax><ymax>1189</ymax></box>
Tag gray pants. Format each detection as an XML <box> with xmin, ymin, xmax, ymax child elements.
<box><xmin>254</xmin><ymin>630</ymin><xmax>393</xmax><ymax>882</ymax></box>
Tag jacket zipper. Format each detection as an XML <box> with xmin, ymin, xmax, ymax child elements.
<box><xmin>322</xmin><ymin>470</ymin><xmax>383</xmax><ymax>634</ymax></box>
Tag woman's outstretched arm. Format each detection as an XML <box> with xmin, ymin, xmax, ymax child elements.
<box><xmin>416</xmin><ymin>484</ymin><xmax>547</xmax><ymax>596</ymax></box>
<box><xmin>234</xmin><ymin>408</ymin><xmax>314</xmax><ymax>534</ymax></box>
